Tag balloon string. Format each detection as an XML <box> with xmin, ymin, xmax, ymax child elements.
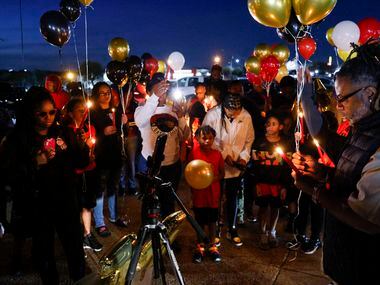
<box><xmin>84</xmin><ymin>6</ymin><xmax>89</xmax><ymax>92</ymax></box>
<box><xmin>334</xmin><ymin>47</ymin><xmax>340</xmax><ymax>69</ymax></box>
<box><xmin>72</xmin><ymin>26</ymin><xmax>86</xmax><ymax>102</ymax></box>
<box><xmin>58</xmin><ymin>48</ymin><xmax>64</xmax><ymax>70</ymax></box>
<box><xmin>19</xmin><ymin>0</ymin><xmax>25</xmax><ymax>67</ymax></box>
<box><xmin>119</xmin><ymin>86</ymin><xmax>126</xmax><ymax>157</ymax></box>
<box><xmin>125</xmin><ymin>83</ymin><xmax>133</xmax><ymax>112</ymax></box>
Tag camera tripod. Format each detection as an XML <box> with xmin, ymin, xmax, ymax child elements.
<box><xmin>125</xmin><ymin>134</ymin><xmax>208</xmax><ymax>285</ymax></box>
<box><xmin>125</xmin><ymin>177</ymin><xmax>208</xmax><ymax>285</ymax></box>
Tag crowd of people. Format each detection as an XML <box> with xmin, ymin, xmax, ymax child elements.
<box><xmin>0</xmin><ymin>40</ymin><xmax>379</xmax><ymax>285</ymax></box>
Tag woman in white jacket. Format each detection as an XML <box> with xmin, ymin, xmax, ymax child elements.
<box><xmin>203</xmin><ymin>93</ymin><xmax>254</xmax><ymax>246</ymax></box>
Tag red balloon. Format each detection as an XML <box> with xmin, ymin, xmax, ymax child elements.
<box><xmin>298</xmin><ymin>37</ymin><xmax>317</xmax><ymax>60</ymax></box>
<box><xmin>144</xmin><ymin>57</ymin><xmax>159</xmax><ymax>77</ymax></box>
<box><xmin>246</xmin><ymin>72</ymin><xmax>262</xmax><ymax>86</ymax></box>
<box><xmin>358</xmin><ymin>17</ymin><xmax>380</xmax><ymax>45</ymax></box>
<box><xmin>259</xmin><ymin>55</ymin><xmax>280</xmax><ymax>83</ymax></box>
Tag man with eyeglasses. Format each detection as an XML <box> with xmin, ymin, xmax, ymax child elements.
<box><xmin>293</xmin><ymin>41</ymin><xmax>380</xmax><ymax>284</ymax></box>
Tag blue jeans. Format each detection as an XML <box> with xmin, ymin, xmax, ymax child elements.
<box><xmin>93</xmin><ymin>168</ymin><xmax>121</xmax><ymax>228</ymax></box>
<box><xmin>120</xmin><ymin>137</ymin><xmax>138</xmax><ymax>190</ymax></box>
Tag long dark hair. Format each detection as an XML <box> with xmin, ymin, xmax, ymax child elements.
<box><xmin>92</xmin><ymin>81</ymin><xmax>112</xmax><ymax>109</ymax></box>
<box><xmin>11</xmin><ymin>86</ymin><xmax>58</xmax><ymax>158</ymax></box>
<box><xmin>15</xmin><ymin>86</ymin><xmax>56</xmax><ymax>131</ymax></box>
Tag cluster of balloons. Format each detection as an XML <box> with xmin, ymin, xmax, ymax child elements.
<box><xmin>40</xmin><ymin>0</ymin><xmax>94</xmax><ymax>48</ymax></box>
<box><xmin>248</xmin><ymin>0</ymin><xmax>336</xmax><ymax>28</ymax></box>
<box><xmin>326</xmin><ymin>17</ymin><xmax>380</xmax><ymax>61</ymax></box>
<box><xmin>245</xmin><ymin>43</ymin><xmax>290</xmax><ymax>86</ymax></box>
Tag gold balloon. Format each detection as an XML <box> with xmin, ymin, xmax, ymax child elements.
<box><xmin>245</xmin><ymin>56</ymin><xmax>261</xmax><ymax>75</ymax></box>
<box><xmin>292</xmin><ymin>0</ymin><xmax>337</xmax><ymax>25</ymax></box>
<box><xmin>326</xmin><ymin>27</ymin><xmax>335</xmax><ymax>46</ymax></box>
<box><xmin>254</xmin><ymin>43</ymin><xmax>271</xmax><ymax>59</ymax></box>
<box><xmin>275</xmin><ymin>64</ymin><xmax>289</xmax><ymax>83</ymax></box>
<box><xmin>79</xmin><ymin>0</ymin><xmax>94</xmax><ymax>6</ymax></box>
<box><xmin>108</xmin><ymin>37</ymin><xmax>130</xmax><ymax>62</ymax></box>
<box><xmin>247</xmin><ymin>0</ymin><xmax>292</xmax><ymax>28</ymax></box>
<box><xmin>337</xmin><ymin>48</ymin><xmax>357</xmax><ymax>62</ymax></box>
<box><xmin>157</xmin><ymin>60</ymin><xmax>166</xmax><ymax>73</ymax></box>
<box><xmin>185</xmin><ymin>159</ymin><xmax>214</xmax><ymax>190</ymax></box>
<box><xmin>272</xmin><ymin>44</ymin><xmax>290</xmax><ymax>63</ymax></box>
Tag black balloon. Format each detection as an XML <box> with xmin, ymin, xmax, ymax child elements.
<box><xmin>106</xmin><ymin>61</ymin><xmax>129</xmax><ymax>86</ymax></box>
<box><xmin>276</xmin><ymin>9</ymin><xmax>310</xmax><ymax>43</ymax></box>
<box><xmin>40</xmin><ymin>10</ymin><xmax>71</xmax><ymax>47</ymax></box>
<box><xmin>141</xmin><ymin>52</ymin><xmax>153</xmax><ymax>61</ymax></box>
<box><xmin>126</xmin><ymin>55</ymin><xmax>143</xmax><ymax>82</ymax></box>
<box><xmin>139</xmin><ymin>70</ymin><xmax>151</xmax><ymax>85</ymax></box>
<box><xmin>60</xmin><ymin>0</ymin><xmax>81</xmax><ymax>22</ymax></box>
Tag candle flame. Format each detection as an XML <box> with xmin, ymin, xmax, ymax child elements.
<box><xmin>313</xmin><ymin>139</ymin><xmax>319</xmax><ymax>147</ymax></box>
<box><xmin>299</xmin><ymin>112</ymin><xmax>304</xmax><ymax>118</ymax></box>
<box><xmin>275</xmin><ymin>147</ymin><xmax>284</xmax><ymax>155</ymax></box>
<box><xmin>86</xmin><ymin>100</ymin><xmax>93</xmax><ymax>108</ymax></box>
<box><xmin>112</xmin><ymin>108</ymin><xmax>115</xmax><ymax>113</ymax></box>
<box><xmin>91</xmin><ymin>138</ymin><xmax>96</xmax><ymax>144</ymax></box>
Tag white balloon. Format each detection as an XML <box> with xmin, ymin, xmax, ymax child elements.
<box><xmin>332</xmin><ymin>20</ymin><xmax>360</xmax><ymax>51</ymax></box>
<box><xmin>167</xmin><ymin>51</ymin><xmax>185</xmax><ymax>71</ymax></box>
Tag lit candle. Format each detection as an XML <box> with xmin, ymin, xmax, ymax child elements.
<box><xmin>111</xmin><ymin>108</ymin><xmax>116</xmax><ymax>127</ymax></box>
<box><xmin>275</xmin><ymin>147</ymin><xmax>301</xmax><ymax>175</ymax></box>
<box><xmin>299</xmin><ymin>112</ymin><xmax>305</xmax><ymax>144</ymax></box>
<box><xmin>313</xmin><ymin>139</ymin><xmax>325</xmax><ymax>164</ymax></box>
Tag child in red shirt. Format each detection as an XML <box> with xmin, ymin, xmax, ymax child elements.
<box><xmin>188</xmin><ymin>125</ymin><xmax>225</xmax><ymax>263</ymax></box>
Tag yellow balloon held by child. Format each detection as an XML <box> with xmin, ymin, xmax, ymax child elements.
<box><xmin>185</xmin><ymin>159</ymin><xmax>214</xmax><ymax>189</ymax></box>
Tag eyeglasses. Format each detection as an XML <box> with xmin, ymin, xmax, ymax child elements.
<box><xmin>36</xmin><ymin>109</ymin><xmax>57</xmax><ymax>118</ymax></box>
<box><xmin>334</xmin><ymin>87</ymin><xmax>368</xmax><ymax>103</ymax></box>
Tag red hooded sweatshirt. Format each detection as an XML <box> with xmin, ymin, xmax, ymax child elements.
<box><xmin>45</xmin><ymin>75</ymin><xmax>70</xmax><ymax>110</ymax></box>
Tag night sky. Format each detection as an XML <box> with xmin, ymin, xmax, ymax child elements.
<box><xmin>0</xmin><ymin>0</ymin><xmax>375</xmax><ymax>71</ymax></box>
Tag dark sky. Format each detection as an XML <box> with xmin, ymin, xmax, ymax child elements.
<box><xmin>0</xmin><ymin>0</ymin><xmax>374</xmax><ymax>71</ymax></box>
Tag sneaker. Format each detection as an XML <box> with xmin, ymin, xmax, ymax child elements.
<box><xmin>193</xmin><ymin>243</ymin><xmax>205</xmax><ymax>263</ymax></box>
<box><xmin>208</xmin><ymin>244</ymin><xmax>222</xmax><ymax>263</ymax></box>
<box><xmin>96</xmin><ymin>226</ymin><xmax>111</xmax><ymax>237</ymax></box>
<box><xmin>301</xmin><ymin>238</ymin><xmax>321</xmax><ymax>255</ymax></box>
<box><xmin>83</xmin><ymin>234</ymin><xmax>103</xmax><ymax>252</ymax></box>
<box><xmin>286</xmin><ymin>235</ymin><xmax>308</xmax><ymax>251</ymax></box>
<box><xmin>214</xmin><ymin>237</ymin><xmax>221</xmax><ymax>247</ymax></box>
<box><xmin>226</xmin><ymin>232</ymin><xmax>243</xmax><ymax>247</ymax></box>
<box><xmin>259</xmin><ymin>232</ymin><xmax>270</xmax><ymax>250</ymax></box>
<box><xmin>110</xmin><ymin>218</ymin><xmax>129</xmax><ymax>228</ymax></box>
<box><xmin>246</xmin><ymin>215</ymin><xmax>257</xmax><ymax>223</ymax></box>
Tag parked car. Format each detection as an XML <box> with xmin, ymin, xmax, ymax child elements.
<box><xmin>168</xmin><ymin>76</ymin><xmax>205</xmax><ymax>99</ymax></box>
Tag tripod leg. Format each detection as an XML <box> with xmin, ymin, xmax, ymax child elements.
<box><xmin>159</xmin><ymin>232</ymin><xmax>185</xmax><ymax>285</ymax></box>
<box><xmin>151</xmin><ymin>231</ymin><xmax>167</xmax><ymax>285</ymax></box>
<box><xmin>168</xmin><ymin>185</ymin><xmax>209</xmax><ymax>244</ymax></box>
<box><xmin>126</xmin><ymin>226</ymin><xmax>150</xmax><ymax>285</ymax></box>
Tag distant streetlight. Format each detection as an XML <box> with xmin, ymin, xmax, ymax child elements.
<box><xmin>65</xmin><ymin>71</ymin><xmax>76</xmax><ymax>81</ymax></box>
<box><xmin>213</xmin><ymin>55</ymin><xmax>221</xmax><ymax>65</ymax></box>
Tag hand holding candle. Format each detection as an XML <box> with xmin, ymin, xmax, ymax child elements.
<box><xmin>275</xmin><ymin>147</ymin><xmax>302</xmax><ymax>175</ymax></box>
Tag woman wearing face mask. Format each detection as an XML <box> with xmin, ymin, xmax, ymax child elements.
<box><xmin>0</xmin><ymin>87</ymin><xmax>89</xmax><ymax>284</ymax></box>
<box><xmin>202</xmin><ymin>93</ymin><xmax>254</xmax><ymax>247</ymax></box>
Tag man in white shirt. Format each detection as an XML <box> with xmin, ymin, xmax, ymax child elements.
<box><xmin>203</xmin><ymin>93</ymin><xmax>254</xmax><ymax>246</ymax></box>
<box><xmin>135</xmin><ymin>73</ymin><xmax>190</xmax><ymax>218</ymax></box>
